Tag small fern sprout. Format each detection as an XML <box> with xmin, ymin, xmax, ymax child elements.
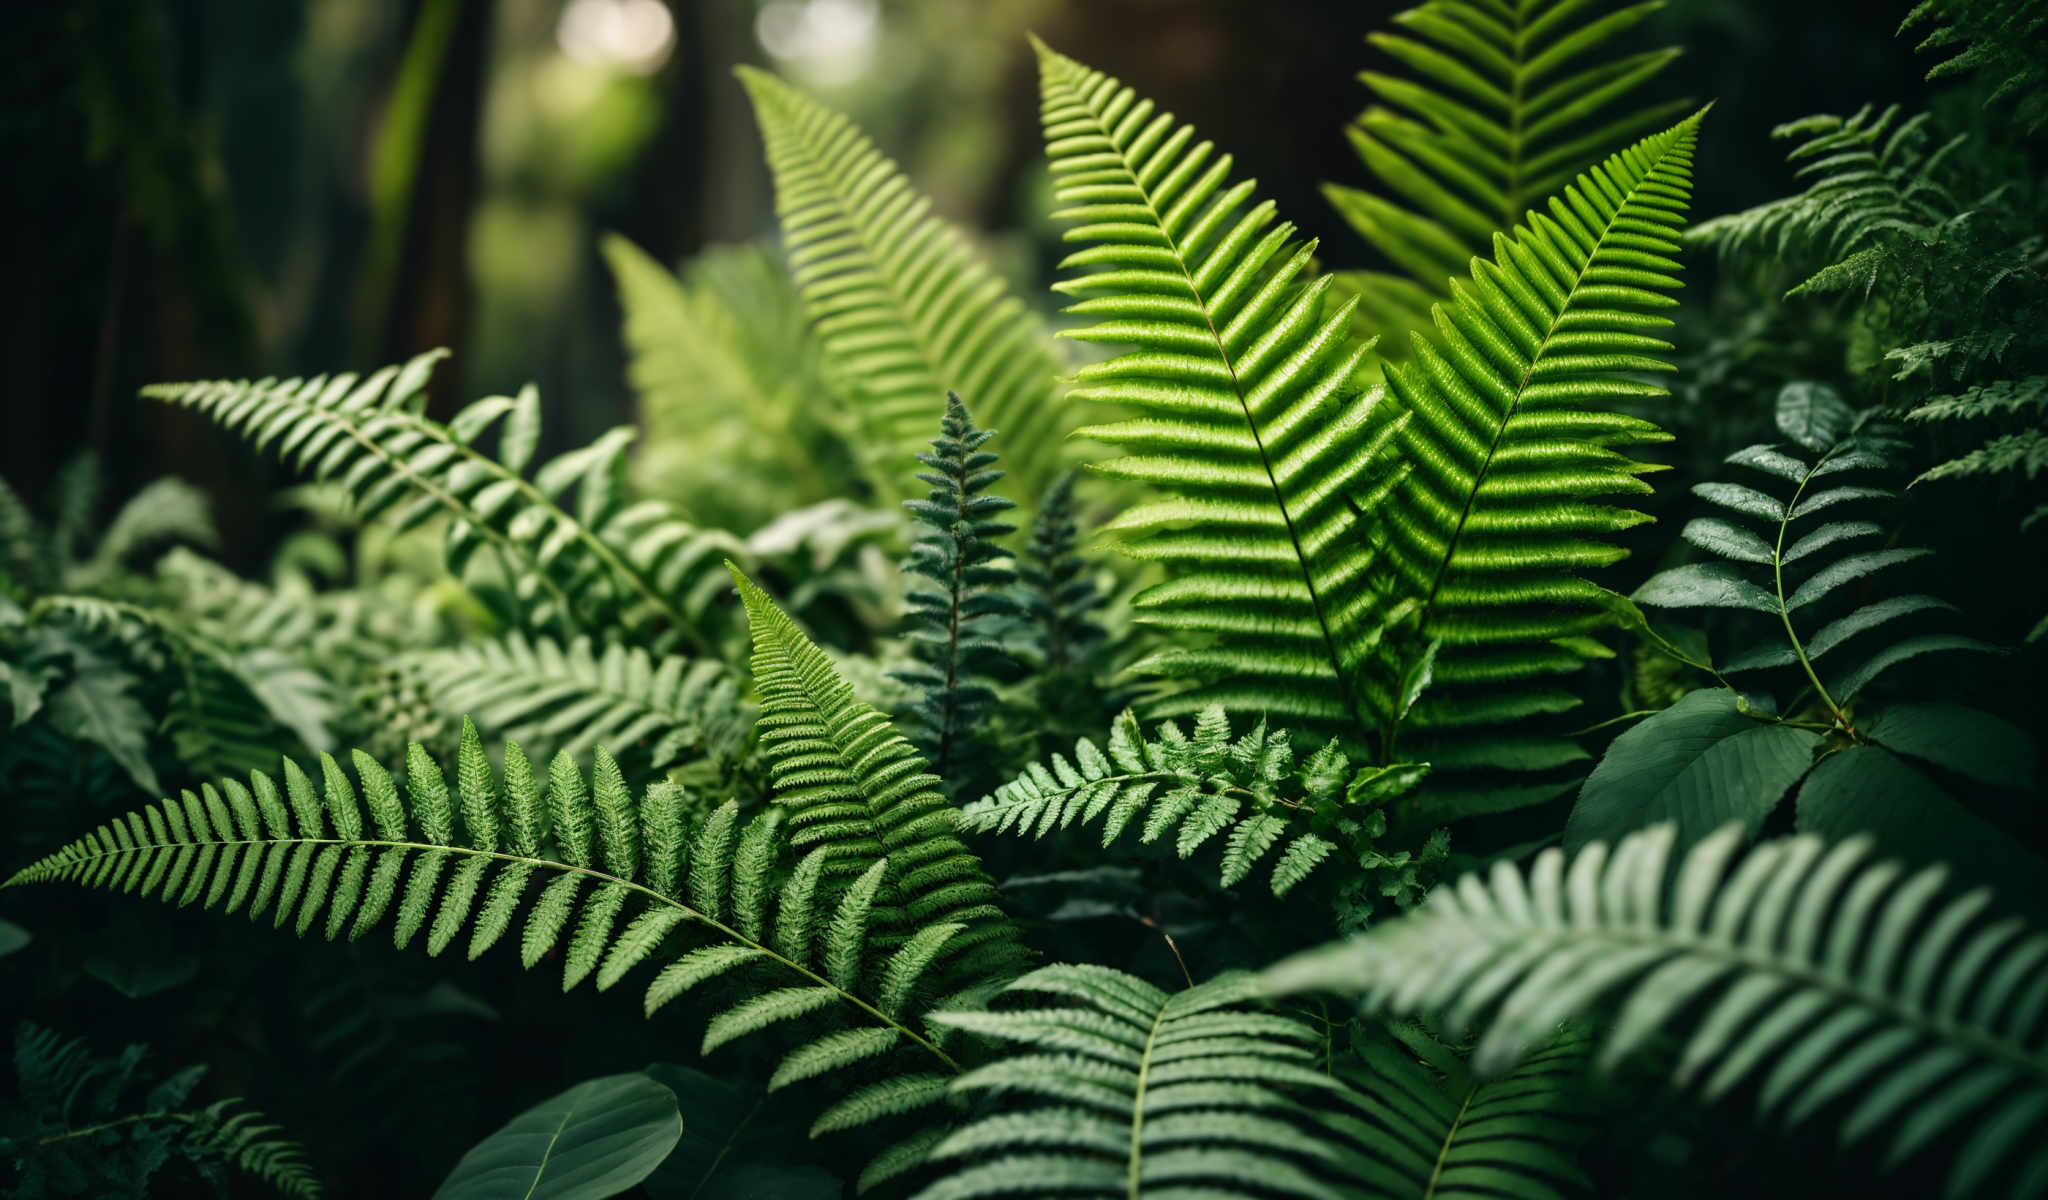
<box><xmin>891</xmin><ymin>393</ymin><xmax>1022</xmax><ymax>797</ymax></box>
<box><xmin>1016</xmin><ymin>468</ymin><xmax>1105</xmax><ymax>682</ymax></box>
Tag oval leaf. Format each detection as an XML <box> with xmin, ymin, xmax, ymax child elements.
<box><xmin>434</xmin><ymin>1072</ymin><xmax>682</xmax><ymax>1200</ymax></box>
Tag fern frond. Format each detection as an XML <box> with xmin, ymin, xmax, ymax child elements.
<box><xmin>408</xmin><ymin>633</ymin><xmax>752</xmax><ymax>786</ymax></box>
<box><xmin>891</xmin><ymin>394</ymin><xmax>1021</xmax><ymax>795</ymax></box>
<box><xmin>737</xmin><ymin>68</ymin><xmax>1070</xmax><ymax>498</ymax></box>
<box><xmin>604</xmin><ymin>236</ymin><xmax>856</xmax><ymax>528</ymax></box>
<box><xmin>734</xmin><ymin>564</ymin><xmax>1028</xmax><ymax>986</ymax></box>
<box><xmin>67</xmin><ymin>477</ymin><xmax>218</xmax><ymax>589</ymax></box>
<box><xmin>1018</xmin><ymin>468</ymin><xmax>1108</xmax><ymax>679</ymax></box>
<box><xmin>1032</xmin><ymin>39</ymin><xmax>1403</xmax><ymax>744</ymax></box>
<box><xmin>1264</xmin><ymin>823</ymin><xmax>2048</xmax><ymax>1198</ymax></box>
<box><xmin>3</xmin><ymin>723</ymin><xmax>980</xmax><ymax>1157</ymax></box>
<box><xmin>1329</xmin><ymin>0</ymin><xmax>1687</xmax><ymax>349</ymax></box>
<box><xmin>1632</xmin><ymin>384</ymin><xmax>1996</xmax><ymax>720</ymax></box>
<box><xmin>7</xmin><ymin>1023</ymin><xmax>321</xmax><ymax>1199</ymax></box>
<box><xmin>917</xmin><ymin>965</ymin><xmax>1385</xmax><ymax>1199</ymax></box>
<box><xmin>1340</xmin><ymin>1022</ymin><xmax>1592</xmax><ymax>1200</ymax></box>
<box><xmin>1899</xmin><ymin>0</ymin><xmax>2048</xmax><ymax>134</ymax></box>
<box><xmin>140</xmin><ymin>350</ymin><xmax>744</xmax><ymax>658</ymax></box>
<box><xmin>961</xmin><ymin>708</ymin><xmax>1343</xmax><ymax>899</ymax></box>
<box><xmin>1357</xmin><ymin>112</ymin><xmax>1703</xmax><ymax>780</ymax></box>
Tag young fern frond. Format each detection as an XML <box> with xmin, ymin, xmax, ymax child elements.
<box><xmin>891</xmin><ymin>393</ymin><xmax>1020</xmax><ymax>796</ymax></box>
<box><xmin>1018</xmin><ymin>468</ymin><xmax>1108</xmax><ymax>679</ymax></box>
<box><xmin>7</xmin><ymin>1024</ymin><xmax>322</xmax><ymax>1199</ymax></box>
<box><xmin>914</xmin><ymin>965</ymin><xmax>1387</xmax><ymax>1200</ymax></box>
<box><xmin>1032</xmin><ymin>39</ymin><xmax>1403</xmax><ymax>746</ymax></box>
<box><xmin>1633</xmin><ymin>386</ymin><xmax>1996</xmax><ymax>722</ymax></box>
<box><xmin>1360</xmin><ymin>112</ymin><xmax>1703</xmax><ymax>781</ymax></box>
<box><xmin>734</xmin><ymin>564</ymin><xmax>1029</xmax><ymax>988</ymax></box>
<box><xmin>1264</xmin><ymin>823</ymin><xmax>2048</xmax><ymax>1199</ymax></box>
<box><xmin>1339</xmin><ymin>1022</ymin><xmax>1592</xmax><ymax>1200</ymax></box>
<box><xmin>1329</xmin><ymin>0</ymin><xmax>1688</xmax><ymax>349</ymax></box>
<box><xmin>737</xmin><ymin>68</ymin><xmax>1070</xmax><ymax>499</ymax></box>
<box><xmin>960</xmin><ymin>708</ymin><xmax>1342</xmax><ymax>899</ymax></box>
<box><xmin>2</xmin><ymin>720</ymin><xmax>975</xmax><ymax>1156</ymax></box>
<box><xmin>406</xmin><ymin>633</ymin><xmax>753</xmax><ymax>786</ymax></box>
<box><xmin>141</xmin><ymin>350</ymin><xmax>744</xmax><ymax>658</ymax></box>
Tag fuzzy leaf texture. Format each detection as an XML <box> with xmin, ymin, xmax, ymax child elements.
<box><xmin>1263</xmin><ymin>822</ymin><xmax>2048</xmax><ymax>1199</ymax></box>
<box><xmin>1033</xmin><ymin>39</ymin><xmax>1405</xmax><ymax>745</ymax></box>
<box><xmin>890</xmin><ymin>393</ymin><xmax>1022</xmax><ymax>796</ymax></box>
<box><xmin>1327</xmin><ymin>0</ymin><xmax>1688</xmax><ymax>351</ymax></box>
<box><xmin>139</xmin><ymin>350</ymin><xmax>744</xmax><ymax>659</ymax></box>
<box><xmin>737</xmin><ymin>68</ymin><xmax>1071</xmax><ymax>498</ymax></box>
<box><xmin>1360</xmin><ymin>112</ymin><xmax>1704</xmax><ymax>782</ymax></box>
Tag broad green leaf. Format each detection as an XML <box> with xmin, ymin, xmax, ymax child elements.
<box><xmin>433</xmin><ymin>1072</ymin><xmax>683</xmax><ymax>1200</ymax></box>
<box><xmin>1776</xmin><ymin>381</ymin><xmax>1853</xmax><ymax>452</ymax></box>
<box><xmin>1862</xmin><ymin>704</ymin><xmax>2036</xmax><ymax>791</ymax></box>
<box><xmin>1567</xmin><ymin>689</ymin><xmax>1820</xmax><ymax>850</ymax></box>
<box><xmin>1634</xmin><ymin>563</ymin><xmax>1780</xmax><ymax>614</ymax></box>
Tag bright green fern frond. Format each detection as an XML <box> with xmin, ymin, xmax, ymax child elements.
<box><xmin>1032</xmin><ymin>39</ymin><xmax>1403</xmax><ymax>745</ymax></box>
<box><xmin>140</xmin><ymin>350</ymin><xmax>744</xmax><ymax>659</ymax></box>
<box><xmin>1329</xmin><ymin>0</ymin><xmax>1688</xmax><ymax>350</ymax></box>
<box><xmin>3</xmin><ymin>733</ymin><xmax>984</xmax><ymax>1160</ymax></box>
<box><xmin>734</xmin><ymin>564</ymin><xmax>1028</xmax><ymax>986</ymax></box>
<box><xmin>1360</xmin><ymin>111</ymin><xmax>1703</xmax><ymax>782</ymax></box>
<box><xmin>737</xmin><ymin>67</ymin><xmax>1070</xmax><ymax>498</ymax></box>
<box><xmin>408</xmin><ymin>633</ymin><xmax>752</xmax><ymax>788</ymax></box>
<box><xmin>917</xmin><ymin>964</ymin><xmax>1393</xmax><ymax>1199</ymax></box>
<box><xmin>1264</xmin><ymin>823</ymin><xmax>2048</xmax><ymax>1199</ymax></box>
<box><xmin>961</xmin><ymin>708</ymin><xmax>1344</xmax><ymax>899</ymax></box>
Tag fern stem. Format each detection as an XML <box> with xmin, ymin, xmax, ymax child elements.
<box><xmin>1125</xmin><ymin>995</ymin><xmax>1170</xmax><ymax>1200</ymax></box>
<box><xmin>35</xmin><ymin>1110</ymin><xmax>197</xmax><ymax>1147</ymax></box>
<box><xmin>1772</xmin><ymin>453</ymin><xmax>1853</xmax><ymax>734</ymax></box>
<box><xmin>11</xmin><ymin>835</ymin><xmax>963</xmax><ymax>1074</ymax></box>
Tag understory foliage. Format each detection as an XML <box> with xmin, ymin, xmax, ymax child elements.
<box><xmin>5</xmin><ymin>2</ymin><xmax>2048</xmax><ymax>1197</ymax></box>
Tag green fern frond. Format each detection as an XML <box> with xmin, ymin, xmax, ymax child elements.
<box><xmin>7</xmin><ymin>1023</ymin><xmax>321</xmax><ymax>1199</ymax></box>
<box><xmin>407</xmin><ymin>633</ymin><xmax>753</xmax><ymax>786</ymax></box>
<box><xmin>1264</xmin><ymin>822</ymin><xmax>2048</xmax><ymax>1199</ymax></box>
<box><xmin>960</xmin><ymin>708</ymin><xmax>1343</xmax><ymax>899</ymax></box>
<box><xmin>891</xmin><ymin>393</ymin><xmax>1021</xmax><ymax>795</ymax></box>
<box><xmin>2</xmin><ymin>721</ymin><xmax>981</xmax><ymax>1157</ymax></box>
<box><xmin>67</xmin><ymin>477</ymin><xmax>218</xmax><ymax>589</ymax></box>
<box><xmin>1340</xmin><ymin>1022</ymin><xmax>1592</xmax><ymax>1200</ymax></box>
<box><xmin>1018</xmin><ymin>468</ymin><xmax>1108</xmax><ymax>679</ymax></box>
<box><xmin>916</xmin><ymin>965</ymin><xmax>1385</xmax><ymax>1199</ymax></box>
<box><xmin>1633</xmin><ymin>384</ymin><xmax>1997</xmax><ymax>721</ymax></box>
<box><xmin>140</xmin><ymin>350</ymin><xmax>744</xmax><ymax>658</ymax></box>
<box><xmin>604</xmin><ymin>235</ymin><xmax>857</xmax><ymax>527</ymax></box>
<box><xmin>1357</xmin><ymin>112</ymin><xmax>1702</xmax><ymax>781</ymax></box>
<box><xmin>1899</xmin><ymin>0</ymin><xmax>2048</xmax><ymax>134</ymax></box>
<box><xmin>737</xmin><ymin>67</ymin><xmax>1070</xmax><ymax>498</ymax></box>
<box><xmin>734</xmin><ymin>564</ymin><xmax>1028</xmax><ymax>986</ymax></box>
<box><xmin>1329</xmin><ymin>0</ymin><xmax>1688</xmax><ymax>349</ymax></box>
<box><xmin>1032</xmin><ymin>38</ymin><xmax>1404</xmax><ymax>745</ymax></box>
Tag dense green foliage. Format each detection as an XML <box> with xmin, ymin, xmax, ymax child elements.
<box><xmin>5</xmin><ymin>2</ymin><xmax>2047</xmax><ymax>1196</ymax></box>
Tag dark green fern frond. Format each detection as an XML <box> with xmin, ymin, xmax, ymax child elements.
<box><xmin>1329</xmin><ymin>0</ymin><xmax>1688</xmax><ymax>350</ymax></box>
<box><xmin>1017</xmin><ymin>468</ymin><xmax>1108</xmax><ymax>681</ymax></box>
<box><xmin>1358</xmin><ymin>113</ymin><xmax>1703</xmax><ymax>782</ymax></box>
<box><xmin>1339</xmin><ymin>1022</ymin><xmax>1592</xmax><ymax>1200</ymax></box>
<box><xmin>2</xmin><ymin>721</ymin><xmax>979</xmax><ymax>1158</ymax></box>
<box><xmin>961</xmin><ymin>708</ymin><xmax>1345</xmax><ymax>900</ymax></box>
<box><xmin>734</xmin><ymin>564</ymin><xmax>1029</xmax><ymax>988</ymax></box>
<box><xmin>1632</xmin><ymin>383</ymin><xmax>1997</xmax><ymax>726</ymax></box>
<box><xmin>1264</xmin><ymin>823</ymin><xmax>2048</xmax><ymax>1199</ymax></box>
<box><xmin>1908</xmin><ymin>375</ymin><xmax>2048</xmax><ymax>613</ymax></box>
<box><xmin>140</xmin><ymin>350</ymin><xmax>744</xmax><ymax>658</ymax></box>
<box><xmin>891</xmin><ymin>393</ymin><xmax>1021</xmax><ymax>796</ymax></box>
<box><xmin>737</xmin><ymin>68</ymin><xmax>1071</xmax><ymax>499</ymax></box>
<box><xmin>1032</xmin><ymin>39</ymin><xmax>1404</xmax><ymax>745</ymax></box>
<box><xmin>407</xmin><ymin>633</ymin><xmax>753</xmax><ymax>788</ymax></box>
<box><xmin>1899</xmin><ymin>0</ymin><xmax>2048</xmax><ymax>135</ymax></box>
<box><xmin>5</xmin><ymin>1023</ymin><xmax>320</xmax><ymax>1199</ymax></box>
<box><xmin>914</xmin><ymin>965</ymin><xmax>1388</xmax><ymax>1199</ymax></box>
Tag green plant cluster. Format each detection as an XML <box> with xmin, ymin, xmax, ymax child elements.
<box><xmin>4</xmin><ymin>1</ymin><xmax>2047</xmax><ymax>1197</ymax></box>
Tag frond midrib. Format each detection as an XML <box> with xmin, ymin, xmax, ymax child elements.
<box><xmin>1125</xmin><ymin>989</ymin><xmax>1173</xmax><ymax>1200</ymax></box>
<box><xmin>8</xmin><ymin>832</ymin><xmax>961</xmax><ymax>1073</ymax></box>
<box><xmin>1046</xmin><ymin>56</ymin><xmax>1369</xmax><ymax>735</ymax></box>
